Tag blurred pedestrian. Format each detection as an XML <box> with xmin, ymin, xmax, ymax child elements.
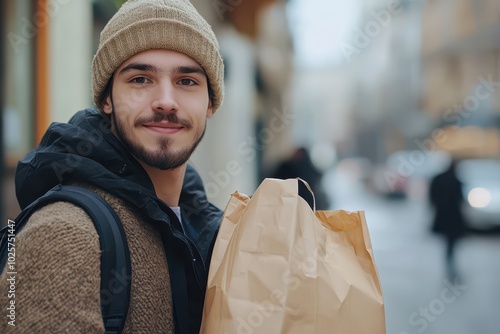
<box><xmin>272</xmin><ymin>147</ymin><xmax>329</xmax><ymax>209</ymax></box>
<box><xmin>429</xmin><ymin>159</ymin><xmax>468</xmax><ymax>280</ymax></box>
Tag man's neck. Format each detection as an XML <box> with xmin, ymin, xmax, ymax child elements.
<box><xmin>139</xmin><ymin>162</ymin><xmax>187</xmax><ymax>207</ymax></box>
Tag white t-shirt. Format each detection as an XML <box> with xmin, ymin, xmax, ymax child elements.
<box><xmin>170</xmin><ymin>206</ymin><xmax>185</xmax><ymax>234</ymax></box>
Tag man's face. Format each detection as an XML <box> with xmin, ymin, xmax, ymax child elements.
<box><xmin>103</xmin><ymin>49</ymin><xmax>213</xmax><ymax>170</ymax></box>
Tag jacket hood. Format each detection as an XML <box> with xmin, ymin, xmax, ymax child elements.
<box><xmin>16</xmin><ymin>109</ymin><xmax>221</xmax><ymax>256</ymax></box>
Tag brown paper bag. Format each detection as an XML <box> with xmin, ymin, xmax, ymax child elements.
<box><xmin>201</xmin><ymin>178</ymin><xmax>385</xmax><ymax>334</ymax></box>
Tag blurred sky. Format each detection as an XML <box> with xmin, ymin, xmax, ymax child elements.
<box><xmin>287</xmin><ymin>0</ymin><xmax>361</xmax><ymax>68</ymax></box>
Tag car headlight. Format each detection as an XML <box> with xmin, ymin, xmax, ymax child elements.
<box><xmin>467</xmin><ymin>187</ymin><xmax>492</xmax><ymax>208</ymax></box>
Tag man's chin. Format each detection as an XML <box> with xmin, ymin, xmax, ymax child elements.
<box><xmin>138</xmin><ymin>150</ymin><xmax>192</xmax><ymax>171</ymax></box>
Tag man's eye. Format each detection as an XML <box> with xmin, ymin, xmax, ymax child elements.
<box><xmin>179</xmin><ymin>78</ymin><xmax>196</xmax><ymax>86</ymax></box>
<box><xmin>130</xmin><ymin>77</ymin><xmax>149</xmax><ymax>84</ymax></box>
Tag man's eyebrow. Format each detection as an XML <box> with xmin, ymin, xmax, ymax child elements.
<box><xmin>172</xmin><ymin>65</ymin><xmax>206</xmax><ymax>76</ymax></box>
<box><xmin>118</xmin><ymin>63</ymin><xmax>158</xmax><ymax>75</ymax></box>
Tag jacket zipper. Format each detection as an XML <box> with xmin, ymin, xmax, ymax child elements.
<box><xmin>172</xmin><ymin>231</ymin><xmax>206</xmax><ymax>293</ymax></box>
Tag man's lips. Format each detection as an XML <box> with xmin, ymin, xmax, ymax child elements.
<box><xmin>143</xmin><ymin>122</ymin><xmax>183</xmax><ymax>134</ymax></box>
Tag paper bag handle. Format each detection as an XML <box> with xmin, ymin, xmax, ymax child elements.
<box><xmin>297</xmin><ymin>178</ymin><xmax>316</xmax><ymax>211</ymax></box>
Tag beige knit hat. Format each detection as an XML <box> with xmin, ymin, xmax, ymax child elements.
<box><xmin>91</xmin><ymin>0</ymin><xmax>224</xmax><ymax>112</ymax></box>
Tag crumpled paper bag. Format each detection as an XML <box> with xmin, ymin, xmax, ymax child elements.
<box><xmin>200</xmin><ymin>178</ymin><xmax>385</xmax><ymax>334</ymax></box>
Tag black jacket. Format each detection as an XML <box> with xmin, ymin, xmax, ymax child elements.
<box><xmin>429</xmin><ymin>166</ymin><xmax>467</xmax><ymax>238</ymax></box>
<box><xmin>15</xmin><ymin>108</ymin><xmax>222</xmax><ymax>333</ymax></box>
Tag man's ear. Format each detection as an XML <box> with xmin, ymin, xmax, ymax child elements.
<box><xmin>206</xmin><ymin>100</ymin><xmax>214</xmax><ymax>119</ymax></box>
<box><xmin>103</xmin><ymin>95</ymin><xmax>113</xmax><ymax>115</ymax></box>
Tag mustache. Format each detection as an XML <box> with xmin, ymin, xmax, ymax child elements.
<box><xmin>134</xmin><ymin>112</ymin><xmax>193</xmax><ymax>129</ymax></box>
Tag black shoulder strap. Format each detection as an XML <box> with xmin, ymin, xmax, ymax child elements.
<box><xmin>0</xmin><ymin>184</ymin><xmax>131</xmax><ymax>334</ymax></box>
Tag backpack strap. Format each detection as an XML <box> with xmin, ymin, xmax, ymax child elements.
<box><xmin>0</xmin><ymin>184</ymin><xmax>131</xmax><ymax>334</ymax></box>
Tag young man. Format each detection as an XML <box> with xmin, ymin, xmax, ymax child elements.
<box><xmin>0</xmin><ymin>0</ymin><xmax>224</xmax><ymax>333</ymax></box>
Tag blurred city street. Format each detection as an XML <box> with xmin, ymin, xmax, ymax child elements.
<box><xmin>325</xmin><ymin>167</ymin><xmax>500</xmax><ymax>334</ymax></box>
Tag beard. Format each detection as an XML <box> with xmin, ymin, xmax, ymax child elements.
<box><xmin>111</xmin><ymin>107</ymin><xmax>206</xmax><ymax>170</ymax></box>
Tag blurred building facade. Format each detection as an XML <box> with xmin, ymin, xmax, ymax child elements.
<box><xmin>1</xmin><ymin>0</ymin><xmax>93</xmax><ymax>222</ymax></box>
<box><xmin>421</xmin><ymin>0</ymin><xmax>500</xmax><ymax>158</ymax></box>
<box><xmin>319</xmin><ymin>0</ymin><xmax>500</xmax><ymax>168</ymax></box>
<box><xmin>286</xmin><ymin>0</ymin><xmax>499</xmax><ymax>200</ymax></box>
<box><xmin>189</xmin><ymin>0</ymin><xmax>294</xmax><ymax>208</ymax></box>
<box><xmin>344</xmin><ymin>0</ymin><xmax>427</xmax><ymax>164</ymax></box>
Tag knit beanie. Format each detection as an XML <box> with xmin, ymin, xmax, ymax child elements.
<box><xmin>91</xmin><ymin>0</ymin><xmax>224</xmax><ymax>112</ymax></box>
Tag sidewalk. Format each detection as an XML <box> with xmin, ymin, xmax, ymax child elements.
<box><xmin>324</xmin><ymin>168</ymin><xmax>500</xmax><ymax>334</ymax></box>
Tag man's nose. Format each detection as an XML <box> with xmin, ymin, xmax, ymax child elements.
<box><xmin>152</xmin><ymin>81</ymin><xmax>179</xmax><ymax>112</ymax></box>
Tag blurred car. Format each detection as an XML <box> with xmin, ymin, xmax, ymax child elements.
<box><xmin>457</xmin><ymin>159</ymin><xmax>500</xmax><ymax>231</ymax></box>
<box><xmin>370</xmin><ymin>150</ymin><xmax>450</xmax><ymax>199</ymax></box>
